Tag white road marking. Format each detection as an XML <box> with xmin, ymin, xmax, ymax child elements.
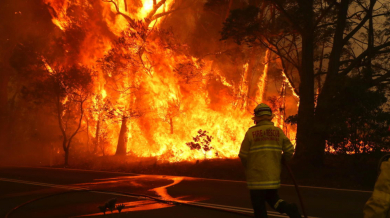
<box><xmin>4</xmin><ymin>165</ymin><xmax>373</xmax><ymax>193</ymax></box>
<box><xmin>190</xmin><ymin>201</ymin><xmax>319</xmax><ymax>218</ymax></box>
<box><xmin>0</xmin><ymin>177</ymin><xmax>318</xmax><ymax>218</ymax></box>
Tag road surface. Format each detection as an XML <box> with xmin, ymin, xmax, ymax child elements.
<box><xmin>0</xmin><ymin>166</ymin><xmax>372</xmax><ymax>218</ymax></box>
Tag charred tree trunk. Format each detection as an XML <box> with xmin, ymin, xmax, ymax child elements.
<box><xmin>94</xmin><ymin>116</ymin><xmax>101</xmax><ymax>154</ymax></box>
<box><xmin>57</xmin><ymin>94</ymin><xmax>85</xmax><ymax>166</ymax></box>
<box><xmin>62</xmin><ymin>134</ymin><xmax>69</xmax><ymax>166</ymax></box>
<box><xmin>313</xmin><ymin>0</ymin><xmax>350</xmax><ymax>165</ymax></box>
<box><xmin>245</xmin><ymin>47</ymin><xmax>257</xmax><ymax>110</ymax></box>
<box><xmin>169</xmin><ymin>117</ymin><xmax>173</xmax><ymax>134</ymax></box>
<box><xmin>65</xmin><ymin>100</ymin><xmax>85</xmax><ymax>166</ymax></box>
<box><xmin>85</xmin><ymin>116</ymin><xmax>90</xmax><ymax>153</ymax></box>
<box><xmin>295</xmin><ymin>33</ymin><xmax>315</xmax><ymax>161</ymax></box>
<box><xmin>116</xmin><ymin>116</ymin><xmax>128</xmax><ymax>155</ymax></box>
<box><xmin>64</xmin><ymin>148</ymin><xmax>69</xmax><ymax>167</ymax></box>
<box><xmin>56</xmin><ymin>95</ymin><xmax>69</xmax><ymax>166</ymax></box>
<box><xmin>294</xmin><ymin>0</ymin><xmax>315</xmax><ymax>163</ymax></box>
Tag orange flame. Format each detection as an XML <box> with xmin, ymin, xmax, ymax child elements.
<box><xmin>43</xmin><ymin>0</ymin><xmax>298</xmax><ymax>161</ymax></box>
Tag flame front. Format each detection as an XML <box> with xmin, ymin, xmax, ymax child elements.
<box><xmin>44</xmin><ymin>0</ymin><xmax>297</xmax><ymax>162</ymax></box>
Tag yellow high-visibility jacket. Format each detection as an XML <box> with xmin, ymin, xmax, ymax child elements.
<box><xmin>239</xmin><ymin>121</ymin><xmax>294</xmax><ymax>189</ymax></box>
<box><xmin>364</xmin><ymin>160</ymin><xmax>390</xmax><ymax>218</ymax></box>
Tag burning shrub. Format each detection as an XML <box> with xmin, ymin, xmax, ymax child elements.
<box><xmin>186</xmin><ymin>129</ymin><xmax>214</xmax><ymax>159</ymax></box>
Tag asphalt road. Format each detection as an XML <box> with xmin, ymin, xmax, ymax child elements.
<box><xmin>0</xmin><ymin>166</ymin><xmax>372</xmax><ymax>218</ymax></box>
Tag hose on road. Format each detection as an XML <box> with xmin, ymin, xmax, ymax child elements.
<box><xmin>5</xmin><ymin>189</ymin><xmax>254</xmax><ymax>218</ymax></box>
<box><xmin>5</xmin><ymin>167</ymin><xmax>309</xmax><ymax>218</ymax></box>
<box><xmin>284</xmin><ymin>163</ymin><xmax>308</xmax><ymax>218</ymax></box>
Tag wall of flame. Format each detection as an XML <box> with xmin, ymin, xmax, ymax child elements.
<box><xmin>42</xmin><ymin>0</ymin><xmax>298</xmax><ymax>162</ymax></box>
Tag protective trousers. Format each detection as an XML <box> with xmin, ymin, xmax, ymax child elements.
<box><xmin>250</xmin><ymin>189</ymin><xmax>301</xmax><ymax>218</ymax></box>
<box><xmin>250</xmin><ymin>189</ymin><xmax>281</xmax><ymax>218</ymax></box>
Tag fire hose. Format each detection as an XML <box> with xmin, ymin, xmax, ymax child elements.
<box><xmin>6</xmin><ymin>167</ymin><xmax>308</xmax><ymax>218</ymax></box>
<box><xmin>283</xmin><ymin>161</ymin><xmax>308</xmax><ymax>218</ymax></box>
<box><xmin>5</xmin><ymin>189</ymin><xmax>254</xmax><ymax>218</ymax></box>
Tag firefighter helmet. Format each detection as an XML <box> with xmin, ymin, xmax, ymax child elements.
<box><xmin>252</xmin><ymin>103</ymin><xmax>274</xmax><ymax>121</ymax></box>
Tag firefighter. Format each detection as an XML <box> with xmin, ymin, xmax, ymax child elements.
<box><xmin>239</xmin><ymin>103</ymin><xmax>301</xmax><ymax>218</ymax></box>
<box><xmin>363</xmin><ymin>154</ymin><xmax>390</xmax><ymax>218</ymax></box>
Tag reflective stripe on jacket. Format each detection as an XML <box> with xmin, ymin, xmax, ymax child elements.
<box><xmin>238</xmin><ymin>120</ymin><xmax>294</xmax><ymax>189</ymax></box>
<box><xmin>364</xmin><ymin>160</ymin><xmax>390</xmax><ymax>218</ymax></box>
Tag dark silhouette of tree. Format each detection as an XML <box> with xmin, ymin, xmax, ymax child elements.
<box><xmin>186</xmin><ymin>129</ymin><xmax>214</xmax><ymax>159</ymax></box>
<box><xmin>221</xmin><ymin>0</ymin><xmax>390</xmax><ymax>165</ymax></box>
<box><xmin>30</xmin><ymin>65</ymin><xmax>93</xmax><ymax>166</ymax></box>
<box><xmin>325</xmin><ymin>76</ymin><xmax>390</xmax><ymax>154</ymax></box>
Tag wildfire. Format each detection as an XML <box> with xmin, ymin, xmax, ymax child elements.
<box><xmin>138</xmin><ymin>0</ymin><xmax>154</xmax><ymax>18</ymax></box>
<box><xmin>42</xmin><ymin>0</ymin><xmax>298</xmax><ymax>162</ymax></box>
<box><xmin>41</xmin><ymin>56</ymin><xmax>55</xmax><ymax>75</ymax></box>
<box><xmin>256</xmin><ymin>49</ymin><xmax>270</xmax><ymax>104</ymax></box>
<box><xmin>282</xmin><ymin>71</ymin><xmax>299</xmax><ymax>100</ymax></box>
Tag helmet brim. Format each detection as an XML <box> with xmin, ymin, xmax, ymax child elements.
<box><xmin>251</xmin><ymin>114</ymin><xmax>275</xmax><ymax>121</ymax></box>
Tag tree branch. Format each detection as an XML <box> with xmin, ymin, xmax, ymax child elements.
<box><xmin>103</xmin><ymin>0</ymin><xmax>137</xmax><ymax>28</ymax></box>
<box><xmin>268</xmin><ymin>1</ymin><xmax>303</xmax><ymax>33</ymax></box>
<box><xmin>314</xmin><ymin>1</ymin><xmax>336</xmax><ymax>28</ymax></box>
<box><xmin>146</xmin><ymin>0</ymin><xmax>167</xmax><ymax>21</ymax></box>
<box><xmin>341</xmin><ymin>41</ymin><xmax>390</xmax><ymax>75</ymax></box>
<box><xmin>66</xmin><ymin>97</ymin><xmax>86</xmax><ymax>150</ymax></box>
<box><xmin>373</xmin><ymin>70</ymin><xmax>390</xmax><ymax>85</ymax></box>
<box><xmin>151</xmin><ymin>9</ymin><xmax>178</xmax><ymax>21</ymax></box>
<box><xmin>342</xmin><ymin>0</ymin><xmax>376</xmax><ymax>45</ymax></box>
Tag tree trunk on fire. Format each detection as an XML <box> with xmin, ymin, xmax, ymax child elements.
<box><xmin>94</xmin><ymin>117</ymin><xmax>101</xmax><ymax>154</ymax></box>
<box><xmin>294</xmin><ymin>0</ymin><xmax>315</xmax><ymax>164</ymax></box>
<box><xmin>116</xmin><ymin>116</ymin><xmax>128</xmax><ymax>155</ymax></box>
<box><xmin>170</xmin><ymin>117</ymin><xmax>173</xmax><ymax>134</ymax></box>
<box><xmin>245</xmin><ymin>46</ymin><xmax>259</xmax><ymax>110</ymax></box>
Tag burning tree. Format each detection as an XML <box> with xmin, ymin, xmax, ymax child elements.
<box><xmin>99</xmin><ymin>31</ymin><xmax>146</xmax><ymax>156</ymax></box>
<box><xmin>97</xmin><ymin>0</ymin><xmax>188</xmax><ymax>156</ymax></box>
<box><xmin>2</xmin><ymin>0</ymin><xmax>302</xmax><ymax>163</ymax></box>
<box><xmin>87</xmin><ymin>94</ymin><xmax>113</xmax><ymax>154</ymax></box>
<box><xmin>186</xmin><ymin>129</ymin><xmax>214</xmax><ymax>159</ymax></box>
<box><xmin>158</xmin><ymin>98</ymin><xmax>182</xmax><ymax>134</ymax></box>
<box><xmin>100</xmin><ymin>15</ymin><xmax>209</xmax><ymax>156</ymax></box>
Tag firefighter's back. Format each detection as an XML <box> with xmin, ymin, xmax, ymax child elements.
<box><xmin>244</xmin><ymin>121</ymin><xmax>290</xmax><ymax>189</ymax></box>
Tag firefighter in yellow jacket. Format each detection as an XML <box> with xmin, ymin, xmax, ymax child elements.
<box><xmin>364</xmin><ymin>154</ymin><xmax>390</xmax><ymax>218</ymax></box>
<box><xmin>239</xmin><ymin>103</ymin><xmax>301</xmax><ymax>218</ymax></box>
